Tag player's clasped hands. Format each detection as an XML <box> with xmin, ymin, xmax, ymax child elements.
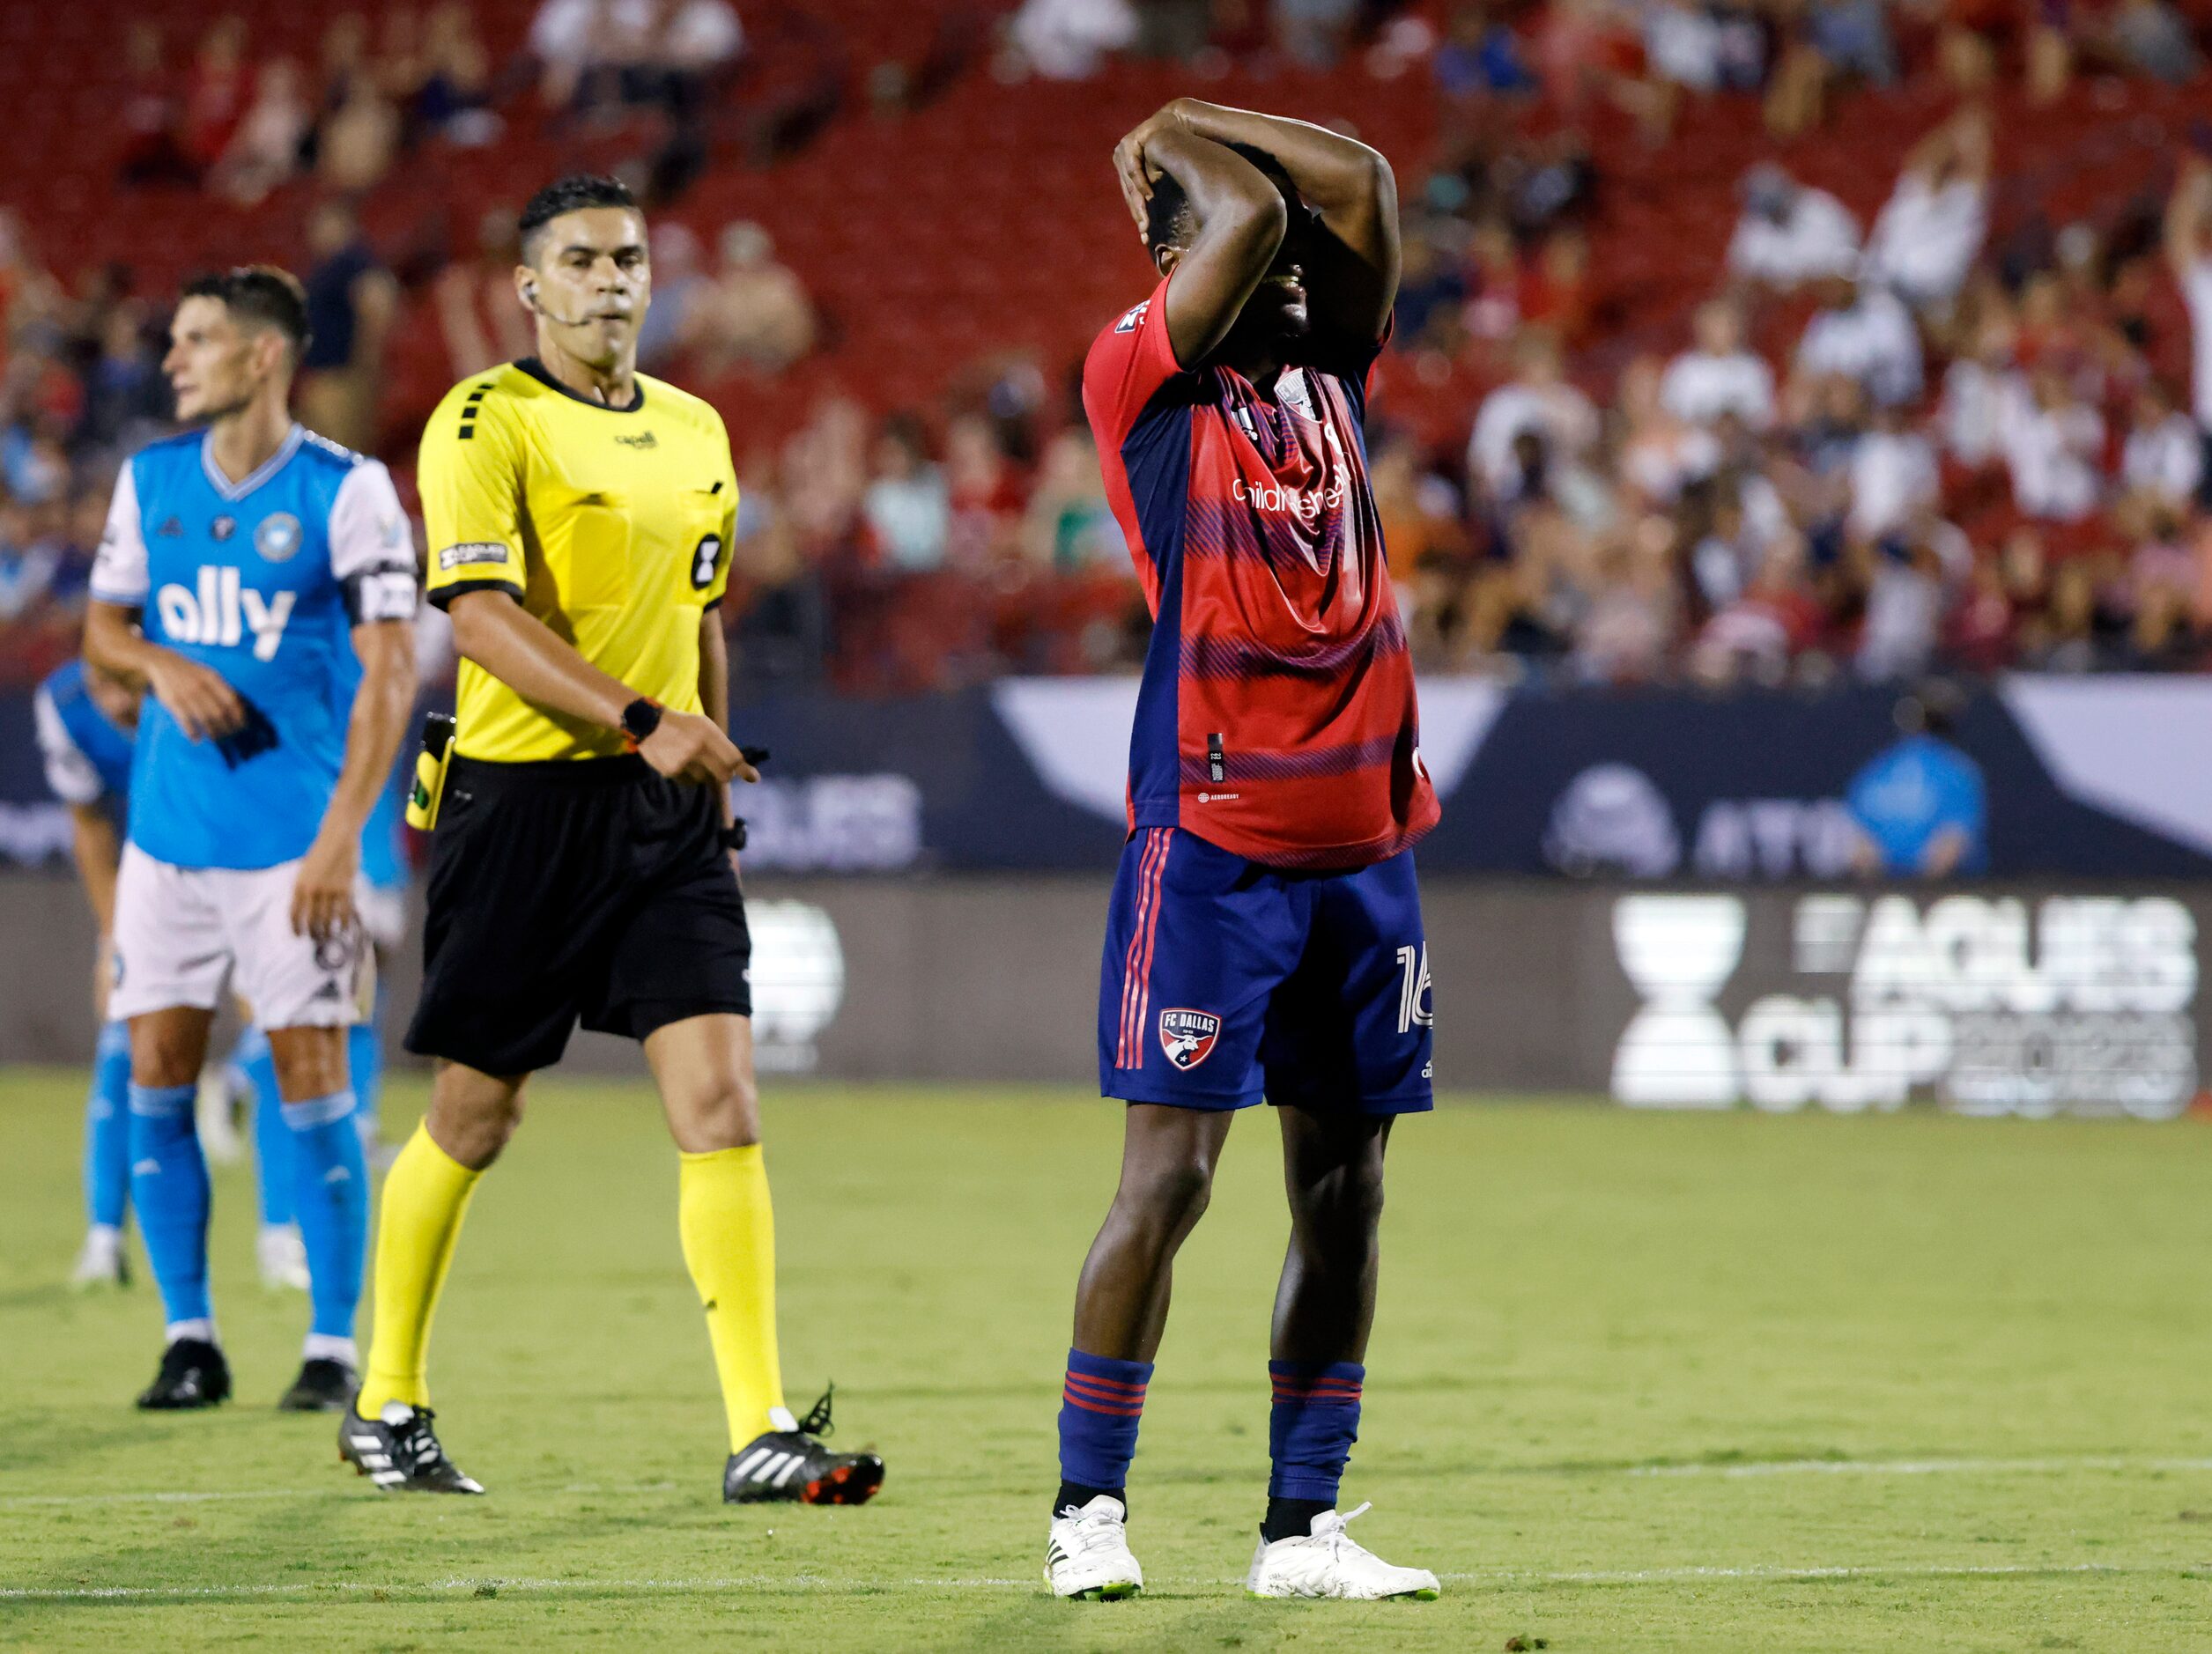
<box><xmin>638</xmin><ymin>709</ymin><xmax>760</xmax><ymax>787</ymax></box>
<box><xmin>145</xmin><ymin>653</ymin><xmax>246</xmax><ymax>742</ymax></box>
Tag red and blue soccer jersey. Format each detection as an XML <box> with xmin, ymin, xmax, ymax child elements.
<box><xmin>1084</xmin><ymin>276</ymin><xmax>1439</xmax><ymax>872</ymax></box>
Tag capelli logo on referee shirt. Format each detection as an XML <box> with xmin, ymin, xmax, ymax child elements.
<box><xmin>614</xmin><ymin>430</ymin><xmax>659</xmax><ymax>449</ymax></box>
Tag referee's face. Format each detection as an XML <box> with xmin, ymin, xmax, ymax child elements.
<box><xmin>521</xmin><ymin>206</ymin><xmax>652</xmax><ymax>373</ymax></box>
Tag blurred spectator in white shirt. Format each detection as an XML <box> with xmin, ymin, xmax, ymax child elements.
<box><xmin>1848</xmin><ymin>410</ymin><xmax>1941</xmax><ymax>543</ymax></box>
<box><xmin>1469</xmin><ymin>331</ymin><xmax>1600</xmax><ymax>501</ymax></box>
<box><xmin>212</xmin><ymin>58</ymin><xmax>309</xmax><ymax>205</ymax></box>
<box><xmin>2119</xmin><ymin>380</ymin><xmax>2203</xmax><ymax>507</ymax></box>
<box><xmin>1938</xmin><ymin>309</ymin><xmax>2022</xmax><ymax>469</ymax></box>
<box><xmin>664</xmin><ymin>0</ymin><xmax>744</xmax><ymax>73</ymax></box>
<box><xmin>1855</xmin><ymin>527</ymin><xmax>1955</xmax><ymax>682</ymax></box>
<box><xmin>1617</xmin><ymin>355</ymin><xmax>1720</xmax><ymax>506</ymax></box>
<box><xmin>863</xmin><ymin>415</ymin><xmax>950</xmax><ymax>570</ymax></box>
<box><xmin>1864</xmin><ymin>107</ymin><xmax>1991</xmax><ymax>312</ymax></box>
<box><xmin>1009</xmin><ymin>0</ymin><xmax>1138</xmax><ymax>78</ymax></box>
<box><xmin>2003</xmin><ymin>367</ymin><xmax>2105</xmax><ymax>521</ymax></box>
<box><xmin>1661</xmin><ymin>299</ymin><xmax>1775</xmax><ymax>430</ymax></box>
<box><xmin>1727</xmin><ymin>165</ymin><xmax>1861</xmax><ymax>291</ymax></box>
<box><xmin>1794</xmin><ymin>274</ymin><xmax>1922</xmax><ymax>409</ymax></box>
<box><xmin>1644</xmin><ymin>0</ymin><xmax>1723</xmax><ymax>90</ymax></box>
<box><xmin>693</xmin><ymin>222</ymin><xmax>815</xmax><ymax>378</ymax></box>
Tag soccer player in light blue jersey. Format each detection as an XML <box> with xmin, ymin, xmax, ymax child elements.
<box><xmin>83</xmin><ymin>267</ymin><xmax>419</xmax><ymax>1414</ymax></box>
<box><xmin>33</xmin><ymin>659</ymin><xmax>140</xmax><ymax>1288</ymax></box>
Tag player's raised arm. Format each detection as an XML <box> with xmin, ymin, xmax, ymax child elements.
<box><xmin>1116</xmin><ymin>120</ymin><xmax>1290</xmax><ymax>370</ymax></box>
<box><xmin>1121</xmin><ymin>99</ymin><xmax>1398</xmax><ymax>355</ymax></box>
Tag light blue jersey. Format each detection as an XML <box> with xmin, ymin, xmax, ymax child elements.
<box><xmin>1846</xmin><ymin>733</ymin><xmax>1988</xmax><ymax>876</ymax></box>
<box><xmin>33</xmin><ymin>660</ymin><xmax>137</xmax><ymax>809</ymax></box>
<box><xmin>91</xmin><ymin>424</ymin><xmax>417</xmax><ymax>871</ymax></box>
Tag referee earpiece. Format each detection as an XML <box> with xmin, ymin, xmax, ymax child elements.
<box><xmin>522</xmin><ymin>281</ymin><xmax>593</xmax><ymax>330</ymax></box>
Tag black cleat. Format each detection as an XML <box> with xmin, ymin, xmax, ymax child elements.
<box><xmin>136</xmin><ymin>1338</ymin><xmax>231</xmax><ymax>1410</ymax></box>
<box><xmin>338</xmin><ymin>1400</ymin><xmax>485</xmax><ymax>1493</ymax></box>
<box><xmin>278</xmin><ymin>1358</ymin><xmax>359</xmax><ymax>1413</ymax></box>
<box><xmin>723</xmin><ymin>1385</ymin><xmax>884</xmax><ymax>1505</ymax></box>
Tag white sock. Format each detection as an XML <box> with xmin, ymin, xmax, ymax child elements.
<box><xmin>85</xmin><ymin>1222</ymin><xmax>122</xmax><ymax>1248</ymax></box>
<box><xmin>303</xmin><ymin>1333</ymin><xmax>359</xmax><ymax>1366</ymax></box>
<box><xmin>165</xmin><ymin>1318</ymin><xmax>216</xmax><ymax>1346</ymax></box>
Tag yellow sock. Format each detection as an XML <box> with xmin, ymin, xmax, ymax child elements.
<box><xmin>678</xmin><ymin>1144</ymin><xmax>788</xmax><ymax>1450</ymax></box>
<box><xmin>357</xmin><ymin>1124</ymin><xmax>482</xmax><ymax>1419</ymax></box>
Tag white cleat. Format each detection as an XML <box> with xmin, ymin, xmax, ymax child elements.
<box><xmin>1046</xmin><ymin>1494</ymin><xmax>1144</xmax><ymax>1600</ymax></box>
<box><xmin>196</xmin><ymin>1071</ymin><xmax>246</xmax><ymax>1164</ymax></box>
<box><xmin>257</xmin><ymin>1223</ymin><xmax>311</xmax><ymax>1292</ymax></box>
<box><xmin>1245</xmin><ymin>1503</ymin><xmax>1441</xmax><ymax>1601</ymax></box>
<box><xmin>70</xmin><ymin>1226</ymin><xmax>129</xmax><ymax>1288</ymax></box>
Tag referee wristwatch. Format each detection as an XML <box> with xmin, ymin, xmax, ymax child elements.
<box><xmin>620</xmin><ymin>697</ymin><xmax>663</xmax><ymax>746</ymax></box>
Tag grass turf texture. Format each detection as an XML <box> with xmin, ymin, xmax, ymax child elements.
<box><xmin>3</xmin><ymin>1073</ymin><xmax>2211</xmax><ymax>1650</ymax></box>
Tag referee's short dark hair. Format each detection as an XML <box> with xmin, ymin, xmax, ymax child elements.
<box><xmin>519</xmin><ymin>174</ymin><xmax>640</xmax><ymax>265</ymax></box>
<box><xmin>181</xmin><ymin>266</ymin><xmax>311</xmax><ymax>365</ymax></box>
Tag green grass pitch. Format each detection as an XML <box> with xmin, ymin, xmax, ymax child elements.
<box><xmin>5</xmin><ymin>1070</ymin><xmax>2212</xmax><ymax>1650</ymax></box>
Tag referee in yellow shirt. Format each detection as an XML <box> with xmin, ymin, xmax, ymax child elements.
<box><xmin>340</xmin><ymin>175</ymin><xmax>883</xmax><ymax>1507</ymax></box>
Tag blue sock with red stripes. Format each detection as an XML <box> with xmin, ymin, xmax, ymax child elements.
<box><xmin>1054</xmin><ymin>1348</ymin><xmax>1151</xmax><ymax>1515</ymax></box>
<box><xmin>1262</xmin><ymin>1360</ymin><xmax>1364</xmax><ymax>1540</ymax></box>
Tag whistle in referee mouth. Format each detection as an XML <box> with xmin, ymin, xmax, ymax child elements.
<box><xmin>405</xmin><ymin>713</ymin><xmax>458</xmax><ymax>832</ymax></box>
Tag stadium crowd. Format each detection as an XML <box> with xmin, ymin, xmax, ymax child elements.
<box><xmin>2</xmin><ymin>0</ymin><xmax>2211</xmax><ymax>692</ymax></box>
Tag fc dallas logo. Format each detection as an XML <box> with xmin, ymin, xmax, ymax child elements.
<box><xmin>1159</xmin><ymin>1008</ymin><xmax>1221</xmax><ymax>1071</ymax></box>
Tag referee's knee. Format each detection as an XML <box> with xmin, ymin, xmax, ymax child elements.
<box><xmin>667</xmin><ymin>1075</ymin><xmax>761</xmax><ymax>1154</ymax></box>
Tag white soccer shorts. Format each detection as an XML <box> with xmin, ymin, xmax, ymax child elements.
<box><xmin>109</xmin><ymin>844</ymin><xmax>365</xmax><ymax>1029</ymax></box>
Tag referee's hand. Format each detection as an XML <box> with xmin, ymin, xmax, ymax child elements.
<box><xmin>637</xmin><ymin>709</ymin><xmax>760</xmax><ymax>786</ymax></box>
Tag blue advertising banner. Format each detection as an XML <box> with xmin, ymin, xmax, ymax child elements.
<box><xmin>5</xmin><ymin>676</ymin><xmax>2211</xmax><ymax>877</ymax></box>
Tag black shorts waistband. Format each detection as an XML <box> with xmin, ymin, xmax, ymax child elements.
<box><xmin>448</xmin><ymin>752</ymin><xmax>655</xmax><ymax>791</ymax></box>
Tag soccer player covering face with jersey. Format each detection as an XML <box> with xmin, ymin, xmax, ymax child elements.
<box><xmin>1045</xmin><ymin>101</ymin><xmax>1441</xmax><ymax>1604</ymax></box>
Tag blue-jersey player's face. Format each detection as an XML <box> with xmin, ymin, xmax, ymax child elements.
<box><xmin>164</xmin><ymin>295</ymin><xmax>280</xmax><ymax>425</ymax></box>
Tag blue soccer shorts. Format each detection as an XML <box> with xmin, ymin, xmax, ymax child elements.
<box><xmin>1098</xmin><ymin>827</ymin><xmax>1434</xmax><ymax>1113</ymax></box>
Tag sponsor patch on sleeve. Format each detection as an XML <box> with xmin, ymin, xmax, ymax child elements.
<box><xmin>438</xmin><ymin>542</ymin><xmax>512</xmax><ymax>571</ymax></box>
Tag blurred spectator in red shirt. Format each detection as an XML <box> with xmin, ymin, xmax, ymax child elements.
<box><xmin>945</xmin><ymin>414</ymin><xmax>1025</xmax><ymax>566</ymax></box>
<box><xmin>118</xmin><ymin>22</ymin><xmax>196</xmax><ymax>187</ymax></box>
<box><xmin>181</xmin><ymin>16</ymin><xmax>251</xmax><ymax>174</ymax></box>
<box><xmin>1520</xmin><ymin>230</ymin><xmax>1594</xmax><ymax>351</ymax></box>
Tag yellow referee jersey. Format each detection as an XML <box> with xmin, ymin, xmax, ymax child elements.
<box><xmin>419</xmin><ymin>358</ymin><xmax>739</xmax><ymax>763</ymax></box>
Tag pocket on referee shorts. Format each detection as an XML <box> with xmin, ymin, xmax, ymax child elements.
<box><xmin>552</xmin><ymin>489</ymin><xmax>631</xmax><ymax>609</ymax></box>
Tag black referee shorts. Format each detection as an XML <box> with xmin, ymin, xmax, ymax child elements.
<box><xmin>405</xmin><ymin>754</ymin><xmax>751</xmax><ymax>1076</ymax></box>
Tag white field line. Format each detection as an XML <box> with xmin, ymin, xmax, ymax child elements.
<box><xmin>4</xmin><ymin>1561</ymin><xmax>2208</xmax><ymax>1605</ymax></box>
<box><xmin>11</xmin><ymin>1451</ymin><xmax>2212</xmax><ymax>1510</ymax></box>
<box><xmin>1627</xmin><ymin>1454</ymin><xmax>2212</xmax><ymax>1480</ymax></box>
